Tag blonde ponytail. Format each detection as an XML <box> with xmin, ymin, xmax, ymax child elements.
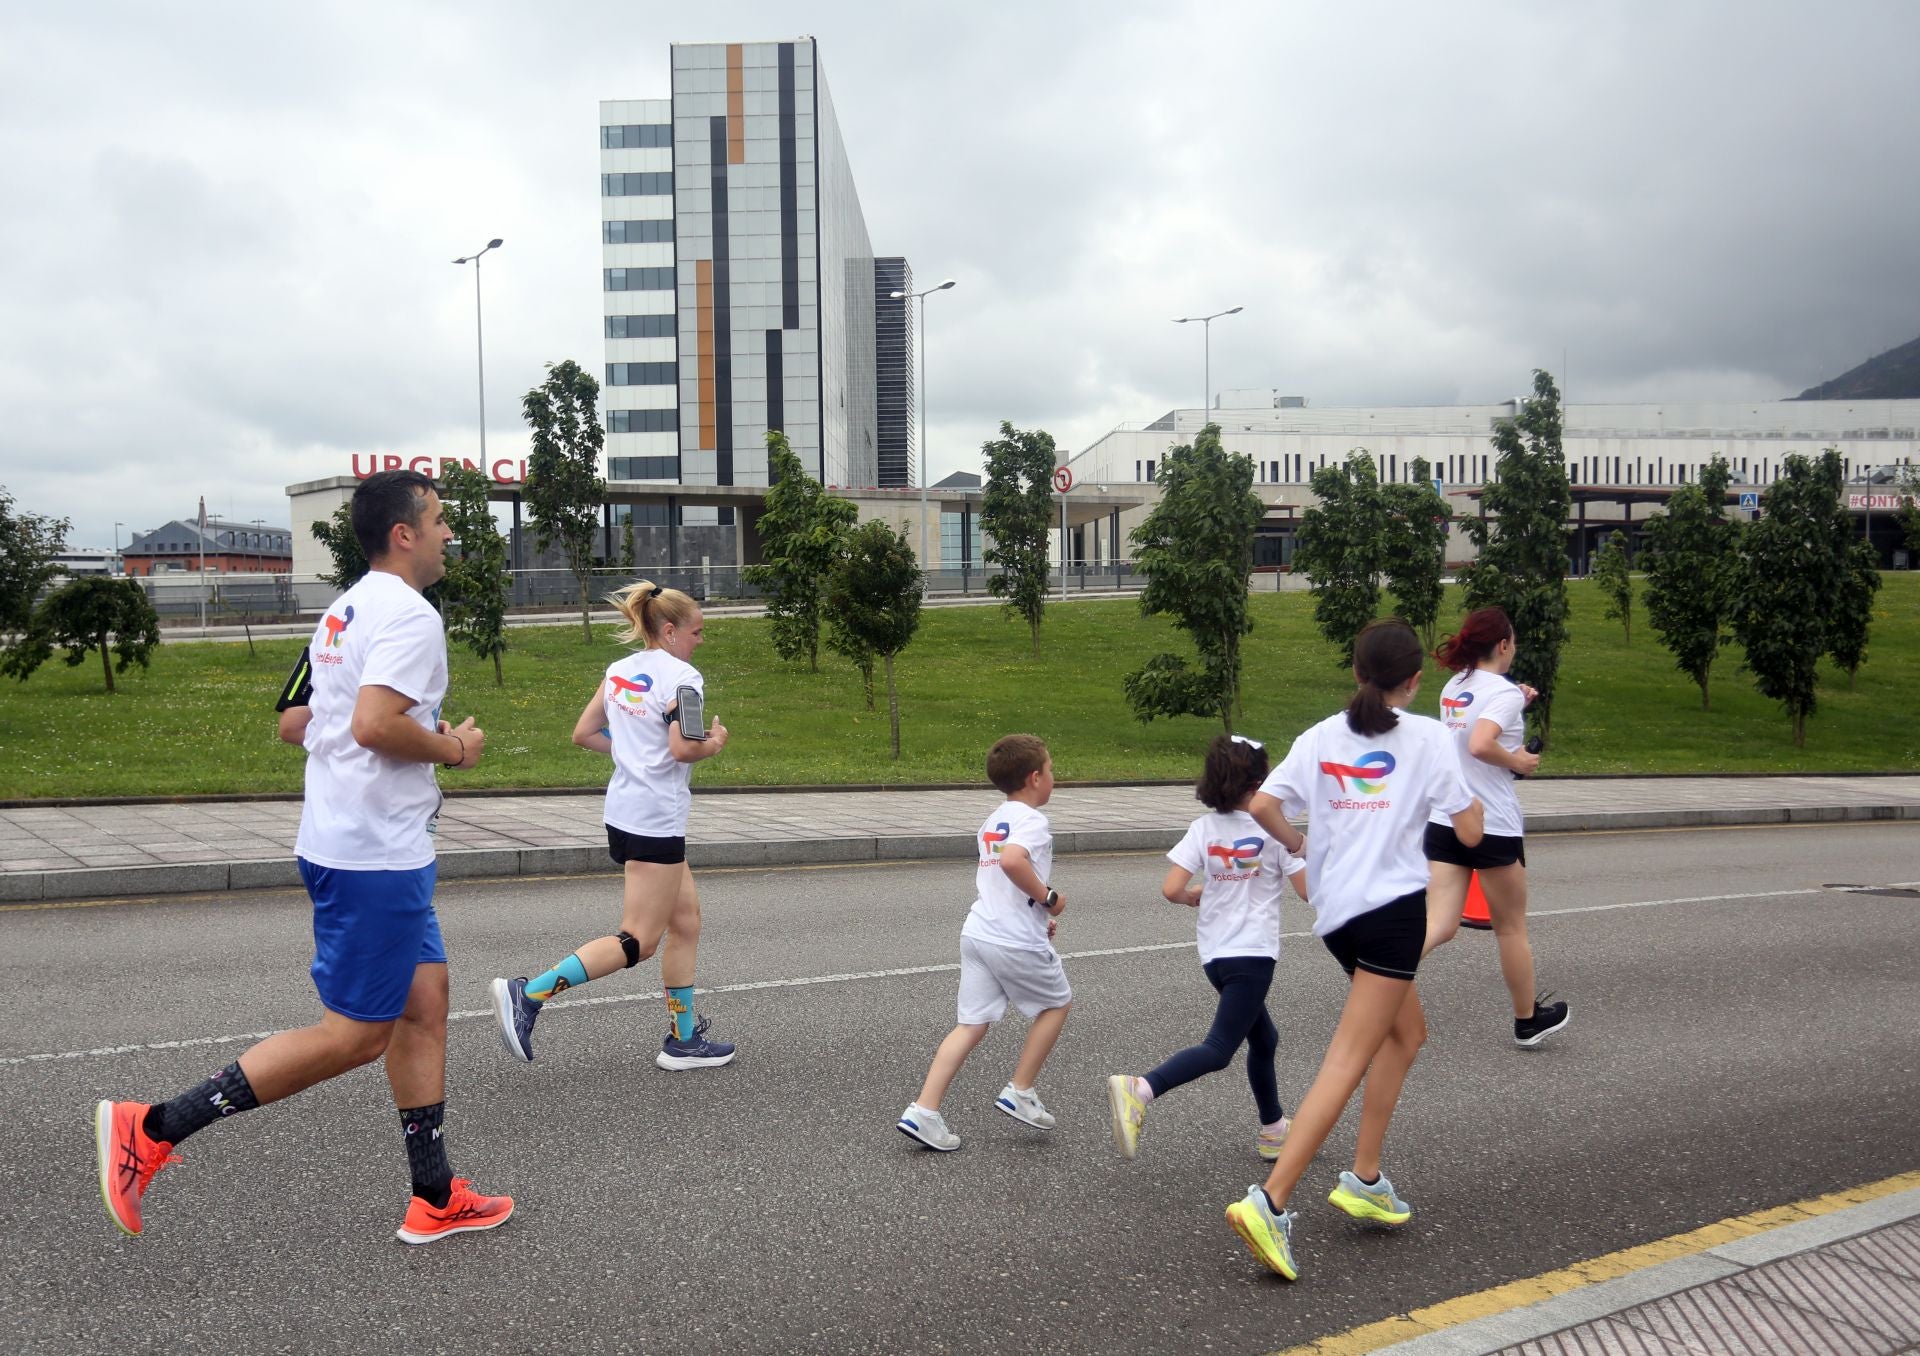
<box><xmin>608</xmin><ymin>579</ymin><xmax>697</xmax><ymax>646</ymax></box>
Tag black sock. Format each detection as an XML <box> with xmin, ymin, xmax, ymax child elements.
<box><xmin>144</xmin><ymin>1061</ymin><xmax>259</xmax><ymax>1145</ymax></box>
<box><xmin>400</xmin><ymin>1103</ymin><xmax>453</xmax><ymax>1207</ymax></box>
<box><xmin>1261</xmin><ymin>1188</ymin><xmax>1283</xmax><ymax>1215</ymax></box>
<box><xmin>1356</xmin><ymin>1173</ymin><xmax>1381</xmax><ymax>1187</ymax></box>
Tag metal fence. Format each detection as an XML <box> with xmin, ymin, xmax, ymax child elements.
<box><xmin>125</xmin><ymin>561</ymin><xmax>1148</xmax><ymax>623</ymax></box>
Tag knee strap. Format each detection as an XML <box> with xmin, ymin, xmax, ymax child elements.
<box><xmin>616</xmin><ymin>930</ymin><xmax>641</xmax><ymax>968</ymax></box>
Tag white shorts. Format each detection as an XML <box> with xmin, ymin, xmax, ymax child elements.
<box><xmin>957</xmin><ymin>935</ymin><xmax>1072</xmax><ymax>1024</ymax></box>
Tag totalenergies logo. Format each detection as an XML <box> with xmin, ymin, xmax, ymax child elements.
<box><xmin>322</xmin><ymin>605</ymin><xmax>355</xmax><ymax>648</ymax></box>
<box><xmin>1320</xmin><ymin>750</ymin><xmax>1397</xmax><ymax>794</ymax></box>
<box><xmin>1206</xmin><ymin>837</ymin><xmax>1264</xmax><ymax>872</ymax></box>
<box><xmin>1441</xmin><ymin>690</ymin><xmax>1475</xmax><ymax>718</ymax></box>
<box><xmin>609</xmin><ymin>674</ymin><xmax>653</xmax><ymax>704</ymax></box>
<box><xmin>982</xmin><ymin>822</ymin><xmax>1011</xmax><ymax>856</ymax></box>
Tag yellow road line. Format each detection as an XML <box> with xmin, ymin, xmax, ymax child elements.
<box><xmin>1269</xmin><ymin>1168</ymin><xmax>1920</xmax><ymax>1356</ymax></box>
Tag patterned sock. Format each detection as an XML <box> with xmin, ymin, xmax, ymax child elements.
<box><xmin>525</xmin><ymin>953</ymin><xmax>590</xmax><ymax>1003</ymax></box>
<box><xmin>144</xmin><ymin>1060</ymin><xmax>259</xmax><ymax>1144</ymax></box>
<box><xmin>666</xmin><ymin>985</ymin><xmax>696</xmax><ymax>1041</ymax></box>
<box><xmin>400</xmin><ymin>1103</ymin><xmax>453</xmax><ymax>1207</ymax></box>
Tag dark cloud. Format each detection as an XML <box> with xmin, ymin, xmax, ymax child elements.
<box><xmin>2</xmin><ymin>0</ymin><xmax>1915</xmax><ymax>549</ymax></box>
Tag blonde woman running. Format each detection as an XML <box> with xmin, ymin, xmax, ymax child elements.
<box><xmin>491</xmin><ymin>581</ymin><xmax>735</xmax><ymax>1070</ymax></box>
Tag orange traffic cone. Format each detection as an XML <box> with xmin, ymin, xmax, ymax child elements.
<box><xmin>1461</xmin><ymin>871</ymin><xmax>1493</xmax><ymax>931</ymax></box>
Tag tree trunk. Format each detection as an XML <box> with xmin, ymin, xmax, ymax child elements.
<box><xmin>1793</xmin><ymin>710</ymin><xmax>1806</xmax><ymax>747</ymax></box>
<box><xmin>1030</xmin><ymin>619</ymin><xmax>1039</xmax><ymax>658</ymax></box>
<box><xmin>884</xmin><ymin>652</ymin><xmax>900</xmax><ymax>759</ymax></box>
<box><xmin>98</xmin><ymin>628</ymin><xmax>114</xmax><ymax>694</ymax></box>
<box><xmin>808</xmin><ymin>639</ymin><xmax>818</xmax><ymax>674</ymax></box>
<box><xmin>1699</xmin><ymin>674</ymin><xmax>1710</xmax><ymax>711</ymax></box>
<box><xmin>580</xmin><ymin>586</ymin><xmax>593</xmax><ymax>642</ymax></box>
<box><xmin>493</xmin><ymin>650</ymin><xmax>504</xmax><ymax>687</ymax></box>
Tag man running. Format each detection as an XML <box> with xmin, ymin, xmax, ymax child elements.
<box><xmin>93</xmin><ymin>469</ymin><xmax>514</xmax><ymax>1245</ymax></box>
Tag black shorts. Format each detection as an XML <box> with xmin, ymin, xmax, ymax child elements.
<box><xmin>606</xmin><ymin>825</ymin><xmax>687</xmax><ymax>866</ymax></box>
<box><xmin>1321</xmin><ymin>889</ymin><xmax>1426</xmax><ymax>981</ymax></box>
<box><xmin>1424</xmin><ymin>822</ymin><xmax>1526</xmax><ymax>870</ymax></box>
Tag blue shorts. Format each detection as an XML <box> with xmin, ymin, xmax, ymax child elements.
<box><xmin>298</xmin><ymin>859</ymin><xmax>446</xmax><ymax>1022</ymax></box>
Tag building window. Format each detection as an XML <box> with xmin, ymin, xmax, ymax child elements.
<box><xmin>940</xmin><ymin>511</ymin><xmax>984</xmax><ymax>568</ymax></box>
<box><xmin>608</xmin><ymin>456</ymin><xmax>680</xmax><ymax>479</ymax></box>
<box><xmin>606</xmin><ymin>314</ymin><xmax>676</xmax><ymax>339</ymax></box>
<box><xmin>601</xmin><ymin>172</ymin><xmax>674</xmax><ymax>196</ymax></box>
<box><xmin>1135</xmin><ymin>460</ymin><xmax>1142</xmax><ymax>481</ymax></box>
<box><xmin>605</xmin><ymin>362</ymin><xmax>679</xmax><ymax>386</ymax></box>
<box><xmin>604</xmin><ymin>267</ymin><xmax>676</xmax><ymax>292</ymax></box>
<box><xmin>602</xmin><ymin>219</ymin><xmax>676</xmax><ymax>244</ymax></box>
<box><xmin>600</xmin><ymin>123</ymin><xmax>672</xmax><ymax>149</ymax></box>
<box><xmin>608</xmin><ymin>409</ymin><xmax>678</xmax><ymax>434</ymax></box>
<box><xmin>1146</xmin><ymin>459</ymin><xmax>1156</xmax><ymax>482</ymax></box>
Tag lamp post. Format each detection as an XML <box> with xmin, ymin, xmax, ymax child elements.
<box><xmin>451</xmin><ymin>239</ymin><xmax>504</xmax><ymax>465</ymax></box>
<box><xmin>1171</xmin><ymin>306</ymin><xmax>1243</xmax><ymax>421</ymax></box>
<box><xmin>113</xmin><ymin>522</ymin><xmax>123</xmax><ymax>575</ymax></box>
<box><xmin>889</xmin><ymin>277</ymin><xmax>956</xmax><ymax>571</ymax></box>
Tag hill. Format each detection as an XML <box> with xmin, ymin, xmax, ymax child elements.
<box><xmin>1794</xmin><ymin>332</ymin><xmax>1920</xmax><ymax>400</ymax></box>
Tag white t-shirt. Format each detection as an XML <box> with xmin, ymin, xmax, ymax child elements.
<box><xmin>1166</xmin><ymin>810</ymin><xmax>1304</xmax><ymax>963</ymax></box>
<box><xmin>1431</xmin><ymin>668</ymin><xmax>1527</xmax><ymax>838</ymax></box>
<box><xmin>1260</xmin><ymin>710</ymin><xmax>1474</xmax><ymax>936</ymax></box>
<box><xmin>601</xmin><ymin>648</ymin><xmax>703</xmax><ymax>837</ymax></box>
<box><xmin>294</xmin><ymin>570</ymin><xmax>448</xmax><ymax>871</ymax></box>
<box><xmin>961</xmin><ymin>799</ymin><xmax>1056</xmax><ymax>954</ymax></box>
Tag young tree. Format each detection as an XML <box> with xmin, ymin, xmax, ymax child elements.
<box><xmin>522</xmin><ymin>359</ymin><xmax>608</xmax><ymax>641</ymax></box>
<box><xmin>742</xmin><ymin>431</ymin><xmax>857</xmax><ymax>671</ymax></box>
<box><xmin>1123</xmin><ymin>424</ymin><xmax>1264</xmax><ymax>733</ymax></box>
<box><xmin>310</xmin><ymin>501</ymin><xmax>367</xmax><ymax>590</ymax></box>
<box><xmin>979</xmin><ymin>421</ymin><xmax>1057</xmax><ymax>656</ymax></box>
<box><xmin>1827</xmin><ymin>535</ymin><xmax>1881</xmax><ymax>690</ymax></box>
<box><xmin>824</xmin><ymin>520</ymin><xmax>924</xmax><ymax>758</ymax></box>
<box><xmin>3</xmin><ymin>576</ymin><xmax>160</xmax><ymax>693</ymax></box>
<box><xmin>0</xmin><ymin>487</ymin><xmax>69</xmax><ymax>674</ymax></box>
<box><xmin>1897</xmin><ymin>462</ymin><xmax>1920</xmax><ymax>560</ymax></box>
<box><xmin>1731</xmin><ymin>450</ymin><xmax>1844</xmax><ymax>747</ymax></box>
<box><xmin>825</xmin><ymin>605</ymin><xmax>877</xmax><ymax>711</ymax></box>
<box><xmin>1641</xmin><ymin>455</ymin><xmax>1740</xmax><ymax>709</ymax></box>
<box><xmin>1459</xmin><ymin>369</ymin><xmax>1573</xmax><ymax>743</ymax></box>
<box><xmin>1293</xmin><ymin>450</ymin><xmax>1385</xmax><ymax>664</ymax></box>
<box><xmin>1591</xmin><ymin>532</ymin><xmax>1633</xmax><ymax>644</ymax></box>
<box><xmin>620</xmin><ymin>518</ymin><xmax>636</xmax><ymax>572</ymax></box>
<box><xmin>439</xmin><ymin>463</ymin><xmax>511</xmax><ymax>686</ymax></box>
<box><xmin>1381</xmin><ymin>455</ymin><xmax>1454</xmax><ymax>651</ymax></box>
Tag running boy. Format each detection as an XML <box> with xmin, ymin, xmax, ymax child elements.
<box><xmin>897</xmin><ymin>734</ymin><xmax>1070</xmax><ymax>1151</ymax></box>
<box><xmin>1107</xmin><ymin>734</ymin><xmax>1307</xmax><ymax>1162</ymax></box>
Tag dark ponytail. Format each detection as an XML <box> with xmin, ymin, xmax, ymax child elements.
<box><xmin>1346</xmin><ymin>619</ymin><xmax>1425</xmax><ymax>736</ymax></box>
<box><xmin>1435</xmin><ymin>606</ymin><xmax>1514</xmax><ymax>673</ymax></box>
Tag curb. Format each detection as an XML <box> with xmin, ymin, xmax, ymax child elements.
<box><xmin>3</xmin><ymin>801</ymin><xmax>1917</xmax><ymax>904</ymax></box>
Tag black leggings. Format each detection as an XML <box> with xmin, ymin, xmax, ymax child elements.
<box><xmin>1143</xmin><ymin>955</ymin><xmax>1283</xmax><ymax>1124</ymax></box>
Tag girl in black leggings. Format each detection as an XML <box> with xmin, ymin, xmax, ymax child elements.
<box><xmin>1107</xmin><ymin>735</ymin><xmax>1307</xmax><ymax>1161</ymax></box>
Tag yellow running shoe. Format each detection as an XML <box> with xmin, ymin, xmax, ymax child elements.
<box><xmin>1328</xmin><ymin>1169</ymin><xmax>1412</xmax><ymax>1225</ymax></box>
<box><xmin>1105</xmin><ymin>1075</ymin><xmax>1146</xmax><ymax>1160</ymax></box>
<box><xmin>1225</xmin><ymin>1186</ymin><xmax>1299</xmax><ymax>1280</ymax></box>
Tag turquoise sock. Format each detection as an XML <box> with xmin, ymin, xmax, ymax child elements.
<box><xmin>667</xmin><ymin>985</ymin><xmax>695</xmax><ymax>1041</ymax></box>
<box><xmin>526</xmin><ymin>953</ymin><xmax>590</xmax><ymax>1003</ymax></box>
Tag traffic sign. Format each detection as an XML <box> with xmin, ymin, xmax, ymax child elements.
<box><xmin>1739</xmin><ymin>492</ymin><xmax>1759</xmax><ymax>510</ymax></box>
<box><xmin>1052</xmin><ymin>466</ymin><xmax>1074</xmax><ymax>493</ymax></box>
<box><xmin>1432</xmin><ymin>478</ymin><xmax>1445</xmax><ymax>497</ymax></box>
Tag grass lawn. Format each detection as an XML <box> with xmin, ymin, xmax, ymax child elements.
<box><xmin>2</xmin><ymin>574</ymin><xmax>1916</xmax><ymax>799</ymax></box>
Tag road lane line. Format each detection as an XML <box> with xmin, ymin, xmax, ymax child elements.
<box><xmin>1266</xmin><ymin>1168</ymin><xmax>1920</xmax><ymax>1356</ymax></box>
<box><xmin>0</xmin><ymin>881</ymin><xmax>1891</xmax><ymax>1068</ymax></box>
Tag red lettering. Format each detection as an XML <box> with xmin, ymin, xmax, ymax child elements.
<box><xmin>383</xmin><ymin>454</ymin><xmax>403</xmax><ymax>471</ymax></box>
<box><xmin>352</xmin><ymin>454</ymin><xmax>379</xmax><ymax>479</ymax></box>
<box><xmin>491</xmin><ymin>459</ymin><xmax>515</xmax><ymax>483</ymax></box>
<box><xmin>408</xmin><ymin>455</ymin><xmax>434</xmax><ymax>474</ymax></box>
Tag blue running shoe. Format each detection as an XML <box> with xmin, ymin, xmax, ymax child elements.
<box><xmin>1328</xmin><ymin>1169</ymin><xmax>1412</xmax><ymax>1225</ymax></box>
<box><xmin>490</xmin><ymin>976</ymin><xmax>539</xmax><ymax>1063</ymax></box>
<box><xmin>1225</xmin><ymin>1185</ymin><xmax>1300</xmax><ymax>1280</ymax></box>
<box><xmin>656</xmin><ymin>1014</ymin><xmax>736</xmax><ymax>1070</ymax></box>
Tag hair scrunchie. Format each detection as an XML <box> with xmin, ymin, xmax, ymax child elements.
<box><xmin>649</xmin><ymin>586</ymin><xmax>664</xmax><ymax>599</ymax></box>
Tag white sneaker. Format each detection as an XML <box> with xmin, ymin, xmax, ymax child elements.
<box><xmin>994</xmin><ymin>1082</ymin><xmax>1055</xmax><ymax>1130</ymax></box>
<box><xmin>897</xmin><ymin>1104</ymin><xmax>960</xmax><ymax>1151</ymax></box>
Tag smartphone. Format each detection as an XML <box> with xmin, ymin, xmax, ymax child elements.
<box><xmin>1511</xmin><ymin>734</ymin><xmax>1544</xmax><ymax>780</ymax></box>
<box><xmin>674</xmin><ymin>684</ymin><xmax>707</xmax><ymax>741</ymax></box>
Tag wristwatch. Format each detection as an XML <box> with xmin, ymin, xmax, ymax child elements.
<box><xmin>1042</xmin><ymin>888</ymin><xmax>1059</xmax><ymax>912</ymax></box>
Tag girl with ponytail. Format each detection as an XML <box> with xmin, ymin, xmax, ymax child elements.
<box><xmin>1424</xmin><ymin>607</ymin><xmax>1569</xmax><ymax>1048</ymax></box>
<box><xmin>1224</xmin><ymin>619</ymin><xmax>1484</xmax><ymax>1282</ymax></box>
<box><xmin>490</xmin><ymin>580</ymin><xmax>737</xmax><ymax>1072</ymax></box>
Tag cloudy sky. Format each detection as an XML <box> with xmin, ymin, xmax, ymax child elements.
<box><xmin>4</xmin><ymin>1</ymin><xmax>1917</xmax><ymax>550</ymax></box>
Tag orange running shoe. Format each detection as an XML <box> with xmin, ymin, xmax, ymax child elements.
<box><xmin>395</xmin><ymin>1177</ymin><xmax>515</xmax><ymax>1245</ymax></box>
<box><xmin>94</xmin><ymin>1100</ymin><xmax>179</xmax><ymax>1237</ymax></box>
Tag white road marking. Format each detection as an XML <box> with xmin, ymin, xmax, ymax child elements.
<box><xmin>0</xmin><ymin>884</ymin><xmax>1883</xmax><ymax>1069</ymax></box>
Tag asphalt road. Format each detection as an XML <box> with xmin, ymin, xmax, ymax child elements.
<box><xmin>2</xmin><ymin>822</ymin><xmax>1916</xmax><ymax>1355</ymax></box>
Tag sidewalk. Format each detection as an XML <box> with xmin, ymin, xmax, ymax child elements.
<box><xmin>3</xmin><ymin>775</ymin><xmax>1918</xmax><ymax>903</ymax></box>
<box><xmin>1362</xmin><ymin>1180</ymin><xmax>1920</xmax><ymax>1356</ymax></box>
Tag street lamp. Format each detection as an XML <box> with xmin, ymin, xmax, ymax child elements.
<box><xmin>1171</xmin><ymin>306</ymin><xmax>1243</xmax><ymax>421</ymax></box>
<box><xmin>451</xmin><ymin>238</ymin><xmax>504</xmax><ymax>465</ymax></box>
<box><xmin>889</xmin><ymin>277</ymin><xmax>957</xmax><ymax>571</ymax></box>
<box><xmin>113</xmin><ymin>522</ymin><xmax>123</xmax><ymax>575</ymax></box>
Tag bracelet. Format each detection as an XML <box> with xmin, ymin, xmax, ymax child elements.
<box><xmin>443</xmin><ymin>733</ymin><xmax>465</xmax><ymax>768</ymax></box>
